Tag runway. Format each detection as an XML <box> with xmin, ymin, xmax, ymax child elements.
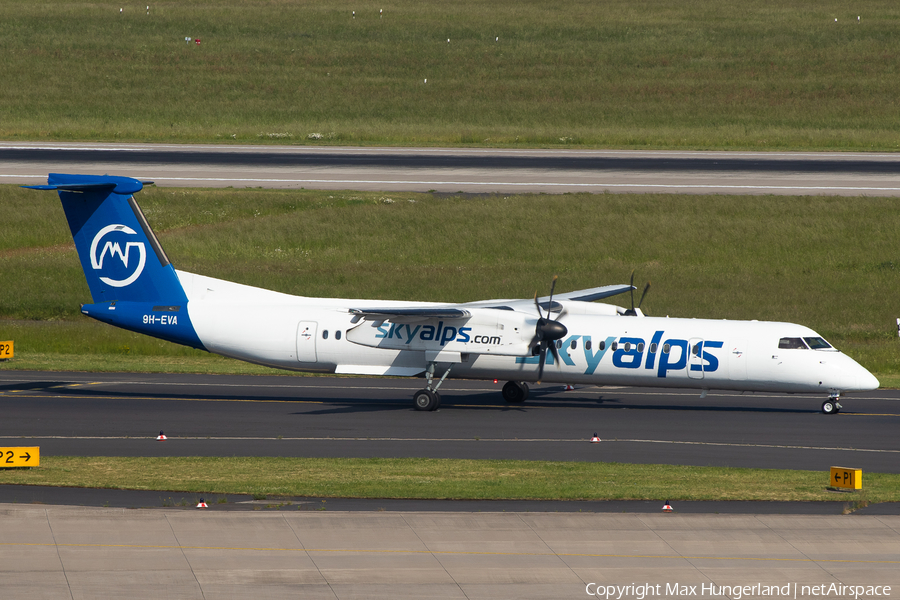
<box><xmin>1</xmin><ymin>371</ymin><xmax>898</xmax><ymax>473</ymax></box>
<box><xmin>3</xmin><ymin>141</ymin><xmax>900</xmax><ymax>195</ymax></box>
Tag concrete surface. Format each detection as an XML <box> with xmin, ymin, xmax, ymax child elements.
<box><xmin>2</xmin><ymin>504</ymin><xmax>898</xmax><ymax>599</ymax></box>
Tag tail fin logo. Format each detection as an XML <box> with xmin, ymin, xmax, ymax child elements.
<box><xmin>89</xmin><ymin>224</ymin><xmax>147</xmax><ymax>288</ymax></box>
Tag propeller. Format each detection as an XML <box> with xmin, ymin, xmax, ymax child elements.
<box><xmin>622</xmin><ymin>270</ymin><xmax>651</xmax><ymax>316</ymax></box>
<box><xmin>531</xmin><ymin>276</ymin><xmax>568</xmax><ymax>383</ymax></box>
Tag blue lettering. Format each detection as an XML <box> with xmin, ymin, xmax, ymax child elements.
<box><xmin>420</xmin><ymin>325</ymin><xmax>435</xmax><ymax>341</ymax></box>
<box><xmin>645</xmin><ymin>330</ymin><xmax>664</xmax><ymax>370</ymax></box>
<box><xmin>516</xmin><ymin>352</ymin><xmax>555</xmax><ymax>366</ymax></box>
<box><xmin>457</xmin><ymin>327</ymin><xmax>472</xmax><ymax>343</ymax></box>
<box><xmin>658</xmin><ymin>339</ymin><xmax>688</xmax><ymax>377</ymax></box>
<box><xmin>387</xmin><ymin>323</ymin><xmax>404</xmax><ymax>340</ymax></box>
<box><xmin>375</xmin><ymin>324</ymin><xmax>388</xmax><ymax>339</ymax></box>
<box><xmin>584</xmin><ymin>335</ymin><xmax>616</xmax><ymax>374</ymax></box>
<box><xmin>404</xmin><ymin>325</ymin><xmax>421</xmax><ymax>344</ymax></box>
<box><xmin>613</xmin><ymin>337</ymin><xmax>644</xmax><ymax>369</ymax></box>
<box><xmin>441</xmin><ymin>326</ymin><xmax>458</xmax><ymax>345</ymax></box>
<box><xmin>435</xmin><ymin>321</ymin><xmax>444</xmax><ymax>343</ymax></box>
<box><xmin>700</xmin><ymin>340</ymin><xmax>723</xmax><ymax>373</ymax></box>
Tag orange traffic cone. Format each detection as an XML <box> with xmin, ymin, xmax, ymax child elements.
<box><xmin>156</xmin><ymin>431</ymin><xmax>167</xmax><ymax>441</ymax></box>
<box><xmin>662</xmin><ymin>500</ymin><xmax>673</xmax><ymax>512</ymax></box>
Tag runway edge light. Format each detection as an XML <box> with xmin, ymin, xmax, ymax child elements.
<box><xmin>830</xmin><ymin>466</ymin><xmax>862</xmax><ymax>490</ymax></box>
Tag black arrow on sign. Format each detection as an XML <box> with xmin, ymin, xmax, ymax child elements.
<box><xmin>19</xmin><ymin>453</ymin><xmax>30</xmax><ymax>461</ymax></box>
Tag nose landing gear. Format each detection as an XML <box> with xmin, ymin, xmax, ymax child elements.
<box><xmin>822</xmin><ymin>393</ymin><xmax>842</xmax><ymax>414</ymax></box>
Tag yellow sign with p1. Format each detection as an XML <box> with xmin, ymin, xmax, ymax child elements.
<box><xmin>830</xmin><ymin>466</ymin><xmax>862</xmax><ymax>490</ymax></box>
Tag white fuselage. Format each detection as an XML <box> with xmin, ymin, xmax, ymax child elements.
<box><xmin>179</xmin><ymin>271</ymin><xmax>878</xmax><ymax>396</ymax></box>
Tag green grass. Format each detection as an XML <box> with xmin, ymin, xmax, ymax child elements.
<box><xmin>2</xmin><ymin>184</ymin><xmax>899</xmax><ymax>380</ymax></box>
<box><xmin>0</xmin><ymin>457</ymin><xmax>895</xmax><ymax>502</ymax></box>
<box><xmin>2</xmin><ymin>0</ymin><xmax>900</xmax><ymax>149</ymax></box>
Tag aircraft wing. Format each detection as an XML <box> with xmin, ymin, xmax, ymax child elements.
<box><xmin>349</xmin><ymin>307</ymin><xmax>472</xmax><ymax>324</ymax></box>
<box><xmin>351</xmin><ymin>284</ymin><xmax>635</xmax><ymax>322</ymax></box>
<box><xmin>545</xmin><ymin>284</ymin><xmax>634</xmax><ymax>303</ymax></box>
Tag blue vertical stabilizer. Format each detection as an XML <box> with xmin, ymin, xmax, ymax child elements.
<box><xmin>27</xmin><ymin>174</ymin><xmax>187</xmax><ymax>304</ymax></box>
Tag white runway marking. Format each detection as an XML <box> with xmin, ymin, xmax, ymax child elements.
<box><xmin>1</xmin><ymin>434</ymin><xmax>897</xmax><ymax>454</ymax></box>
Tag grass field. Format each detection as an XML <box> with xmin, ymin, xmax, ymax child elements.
<box><xmin>0</xmin><ymin>457</ymin><xmax>895</xmax><ymax>503</ymax></box>
<box><xmin>2</xmin><ymin>0</ymin><xmax>900</xmax><ymax>148</ymax></box>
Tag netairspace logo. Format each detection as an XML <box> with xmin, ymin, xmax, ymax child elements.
<box><xmin>90</xmin><ymin>224</ymin><xmax>147</xmax><ymax>288</ymax></box>
<box><xmin>585</xmin><ymin>583</ymin><xmax>892</xmax><ymax>600</ymax></box>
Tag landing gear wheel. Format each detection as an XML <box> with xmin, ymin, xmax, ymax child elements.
<box><xmin>414</xmin><ymin>389</ymin><xmax>439</xmax><ymax>411</ymax></box>
<box><xmin>502</xmin><ymin>381</ymin><xmax>529</xmax><ymax>403</ymax></box>
<box><xmin>822</xmin><ymin>400</ymin><xmax>838</xmax><ymax>414</ymax></box>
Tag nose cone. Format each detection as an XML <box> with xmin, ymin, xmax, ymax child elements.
<box><xmin>857</xmin><ymin>369</ymin><xmax>880</xmax><ymax>392</ymax></box>
<box><xmin>825</xmin><ymin>353</ymin><xmax>879</xmax><ymax>392</ymax></box>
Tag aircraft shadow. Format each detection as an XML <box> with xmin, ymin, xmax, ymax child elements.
<box><xmin>2</xmin><ymin>381</ymin><xmax>819</xmax><ymax>416</ymax></box>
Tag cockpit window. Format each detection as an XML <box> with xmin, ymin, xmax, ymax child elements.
<box><xmin>778</xmin><ymin>337</ymin><xmax>808</xmax><ymax>349</ymax></box>
<box><xmin>803</xmin><ymin>336</ymin><xmax>833</xmax><ymax>350</ymax></box>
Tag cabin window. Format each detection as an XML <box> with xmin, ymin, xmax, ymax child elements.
<box><xmin>649</xmin><ymin>342</ymin><xmax>657</xmax><ymax>353</ymax></box>
<box><xmin>570</xmin><ymin>340</ymin><xmax>577</xmax><ymax>350</ymax></box>
<box><xmin>611</xmin><ymin>342</ymin><xmax>618</xmax><ymax>351</ymax></box>
<box><xmin>585</xmin><ymin>340</ymin><xmax>592</xmax><ymax>350</ymax></box>
<box><xmin>692</xmin><ymin>343</ymin><xmax>701</xmax><ymax>356</ymax></box>
<box><xmin>803</xmin><ymin>336</ymin><xmax>832</xmax><ymax>350</ymax></box>
<box><xmin>556</xmin><ymin>340</ymin><xmax>562</xmax><ymax>349</ymax></box>
<box><xmin>663</xmin><ymin>343</ymin><xmax>671</xmax><ymax>354</ymax></box>
<box><xmin>638</xmin><ymin>343</ymin><xmax>645</xmax><ymax>353</ymax></box>
<box><xmin>778</xmin><ymin>337</ymin><xmax>807</xmax><ymax>349</ymax></box>
<box><xmin>322</xmin><ymin>330</ymin><xmax>329</xmax><ymax>340</ymax></box>
<box><xmin>599</xmin><ymin>341</ymin><xmax>606</xmax><ymax>351</ymax></box>
<box><xmin>624</xmin><ymin>342</ymin><xmax>631</xmax><ymax>352</ymax></box>
<box><xmin>335</xmin><ymin>330</ymin><xmax>342</xmax><ymax>340</ymax></box>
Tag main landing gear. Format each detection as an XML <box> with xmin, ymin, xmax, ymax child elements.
<box><xmin>501</xmin><ymin>381</ymin><xmax>529</xmax><ymax>403</ymax></box>
<box><xmin>413</xmin><ymin>362</ymin><xmax>451</xmax><ymax>411</ymax></box>
<box><xmin>822</xmin><ymin>393</ymin><xmax>842</xmax><ymax>415</ymax></box>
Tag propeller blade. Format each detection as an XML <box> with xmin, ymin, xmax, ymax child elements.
<box><xmin>548</xmin><ymin>275</ymin><xmax>558</xmax><ymax>307</ymax></box>
<box><xmin>533</xmin><ymin>292</ymin><xmax>543</xmax><ymax>320</ymax></box>
<box><xmin>548</xmin><ymin>342</ymin><xmax>561</xmax><ymax>365</ymax></box>
<box><xmin>629</xmin><ymin>270</ymin><xmax>635</xmax><ymax>311</ymax></box>
<box><xmin>537</xmin><ymin>344</ymin><xmax>548</xmax><ymax>383</ymax></box>
<box><xmin>638</xmin><ymin>281</ymin><xmax>651</xmax><ymax>309</ymax></box>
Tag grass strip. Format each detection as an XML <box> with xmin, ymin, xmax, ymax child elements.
<box><xmin>3</xmin><ymin>0</ymin><xmax>900</xmax><ymax>148</ymax></box>
<box><xmin>1</xmin><ymin>457</ymin><xmax>896</xmax><ymax>503</ymax></box>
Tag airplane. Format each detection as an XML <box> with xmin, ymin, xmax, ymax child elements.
<box><xmin>27</xmin><ymin>173</ymin><xmax>879</xmax><ymax>414</ymax></box>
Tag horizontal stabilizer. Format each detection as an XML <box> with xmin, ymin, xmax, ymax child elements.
<box><xmin>23</xmin><ymin>174</ymin><xmax>152</xmax><ymax>195</ymax></box>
